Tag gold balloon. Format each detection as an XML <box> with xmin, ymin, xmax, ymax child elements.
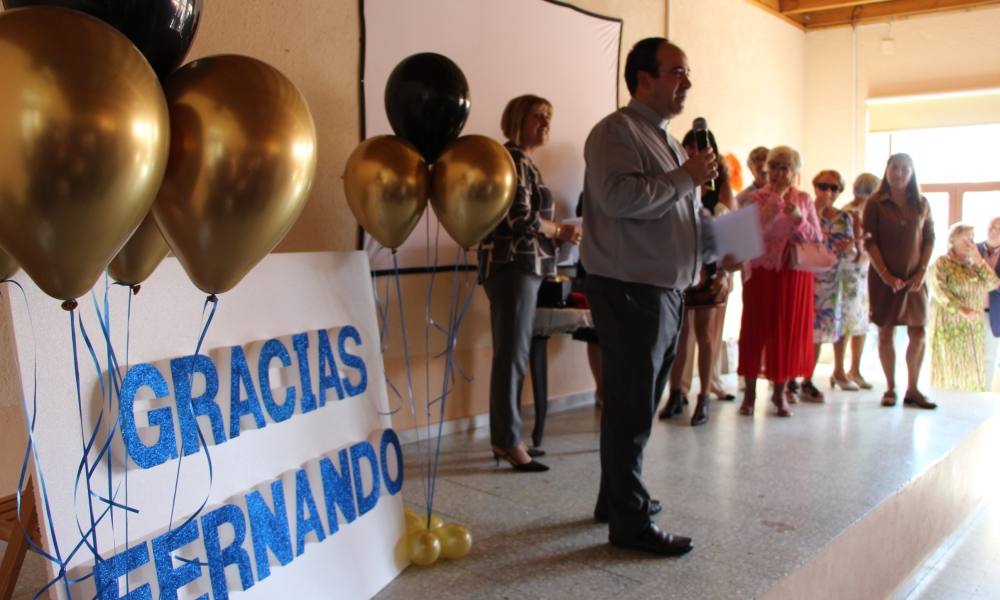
<box><xmin>430</xmin><ymin>135</ymin><xmax>516</xmax><ymax>249</ymax></box>
<box><xmin>154</xmin><ymin>55</ymin><xmax>317</xmax><ymax>295</ymax></box>
<box><xmin>405</xmin><ymin>510</ymin><xmax>443</xmax><ymax>534</ymax></box>
<box><xmin>107</xmin><ymin>212</ymin><xmax>169</xmax><ymax>286</ymax></box>
<box><xmin>344</xmin><ymin>136</ymin><xmax>428</xmax><ymax>249</ymax></box>
<box><xmin>0</xmin><ymin>248</ymin><xmax>18</xmax><ymax>281</ymax></box>
<box><xmin>437</xmin><ymin>523</ymin><xmax>473</xmax><ymax>560</ymax></box>
<box><xmin>405</xmin><ymin>530</ymin><xmax>441</xmax><ymax>566</ymax></box>
<box><xmin>0</xmin><ymin>7</ymin><xmax>169</xmax><ymax>302</ymax></box>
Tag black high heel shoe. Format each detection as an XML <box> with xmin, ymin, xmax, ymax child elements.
<box><xmin>492</xmin><ymin>449</ymin><xmax>549</xmax><ymax>472</ymax></box>
<box><xmin>690</xmin><ymin>394</ymin><xmax>709</xmax><ymax>427</ymax></box>
<box><xmin>658</xmin><ymin>389</ymin><xmax>686</xmax><ymax>420</ymax></box>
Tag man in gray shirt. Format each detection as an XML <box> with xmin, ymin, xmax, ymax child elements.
<box><xmin>581</xmin><ymin>37</ymin><xmax>719</xmax><ymax>556</ymax></box>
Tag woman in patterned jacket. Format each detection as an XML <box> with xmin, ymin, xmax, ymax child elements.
<box><xmin>479</xmin><ymin>95</ymin><xmax>581</xmax><ymax>471</ymax></box>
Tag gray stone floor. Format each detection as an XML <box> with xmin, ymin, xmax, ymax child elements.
<box><xmin>378</xmin><ymin>376</ymin><xmax>999</xmax><ymax>600</ymax></box>
<box><xmin>5</xmin><ymin>375</ymin><xmax>998</xmax><ymax>599</ymax></box>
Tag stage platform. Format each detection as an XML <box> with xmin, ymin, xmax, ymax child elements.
<box><xmin>377</xmin><ymin>377</ymin><xmax>1000</xmax><ymax>600</ymax></box>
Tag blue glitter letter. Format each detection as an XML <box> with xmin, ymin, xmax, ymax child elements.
<box><xmin>120</xmin><ymin>363</ymin><xmax>177</xmax><ymax>469</ymax></box>
<box><xmin>294</xmin><ymin>470</ymin><xmax>326</xmax><ymax>555</ymax></box>
<box><xmin>316</xmin><ymin>329</ymin><xmax>345</xmax><ymax>406</ymax></box>
<box><xmin>202</xmin><ymin>504</ymin><xmax>254</xmax><ymax>599</ymax></box>
<box><xmin>94</xmin><ymin>543</ymin><xmax>152</xmax><ymax>599</ymax></box>
<box><xmin>151</xmin><ymin>519</ymin><xmax>202</xmax><ymax>600</ymax></box>
<box><xmin>292</xmin><ymin>332</ymin><xmax>318</xmax><ymax>413</ymax></box>
<box><xmin>338</xmin><ymin>326</ymin><xmax>367</xmax><ymax>397</ymax></box>
<box><xmin>258</xmin><ymin>339</ymin><xmax>296</xmax><ymax>423</ymax></box>
<box><xmin>319</xmin><ymin>450</ymin><xmax>356</xmax><ymax>534</ymax></box>
<box><xmin>246</xmin><ymin>480</ymin><xmax>293</xmax><ymax>582</ymax></box>
<box><xmin>350</xmin><ymin>441</ymin><xmax>380</xmax><ymax>517</ymax></box>
<box><xmin>380</xmin><ymin>429</ymin><xmax>404</xmax><ymax>495</ymax></box>
<box><xmin>229</xmin><ymin>346</ymin><xmax>266</xmax><ymax>439</ymax></box>
<box><xmin>172</xmin><ymin>354</ymin><xmax>224</xmax><ymax>456</ymax></box>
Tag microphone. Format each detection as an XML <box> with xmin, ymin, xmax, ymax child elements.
<box><xmin>692</xmin><ymin>117</ymin><xmax>715</xmax><ymax>191</ymax></box>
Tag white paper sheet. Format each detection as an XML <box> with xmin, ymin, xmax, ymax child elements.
<box><xmin>557</xmin><ymin>217</ymin><xmax>583</xmax><ymax>266</ymax></box>
<box><xmin>711</xmin><ymin>204</ymin><xmax>764</xmax><ymax>262</ymax></box>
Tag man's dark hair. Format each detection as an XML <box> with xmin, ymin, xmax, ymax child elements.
<box><xmin>625</xmin><ymin>37</ymin><xmax>668</xmax><ymax>96</ymax></box>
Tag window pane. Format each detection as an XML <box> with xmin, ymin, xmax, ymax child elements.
<box><xmin>924</xmin><ymin>192</ymin><xmax>950</xmax><ymax>259</ymax></box>
<box><xmin>878</xmin><ymin>124</ymin><xmax>1000</xmax><ymax>184</ymax></box>
<box><xmin>962</xmin><ymin>191</ymin><xmax>1000</xmax><ymax>242</ymax></box>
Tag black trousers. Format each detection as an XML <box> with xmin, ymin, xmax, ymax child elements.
<box><xmin>484</xmin><ymin>265</ymin><xmax>543</xmax><ymax>448</ymax></box>
<box><xmin>587</xmin><ymin>274</ymin><xmax>683</xmax><ymax>539</ymax></box>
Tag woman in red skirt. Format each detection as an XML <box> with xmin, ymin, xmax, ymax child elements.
<box><xmin>738</xmin><ymin>146</ymin><xmax>823</xmax><ymax>417</ymax></box>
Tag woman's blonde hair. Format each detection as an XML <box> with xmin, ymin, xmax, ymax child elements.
<box><xmin>500</xmin><ymin>95</ymin><xmax>552</xmax><ymax>147</ymax></box>
<box><xmin>852</xmin><ymin>173</ymin><xmax>879</xmax><ymax>199</ymax></box>
<box><xmin>766</xmin><ymin>145</ymin><xmax>802</xmax><ymax>173</ymax></box>
<box><xmin>812</xmin><ymin>169</ymin><xmax>845</xmax><ymax>191</ymax></box>
<box><xmin>948</xmin><ymin>222</ymin><xmax>975</xmax><ymax>250</ymax></box>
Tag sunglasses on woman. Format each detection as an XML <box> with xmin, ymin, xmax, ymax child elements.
<box><xmin>815</xmin><ymin>183</ymin><xmax>841</xmax><ymax>192</ymax></box>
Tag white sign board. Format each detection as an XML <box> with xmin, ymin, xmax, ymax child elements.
<box><xmin>6</xmin><ymin>251</ymin><xmax>405</xmax><ymax>599</ymax></box>
<box><xmin>361</xmin><ymin>0</ymin><xmax>621</xmax><ymax>272</ymax></box>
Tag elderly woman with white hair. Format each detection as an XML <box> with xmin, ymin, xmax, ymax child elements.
<box><xmin>928</xmin><ymin>223</ymin><xmax>1000</xmax><ymax>391</ymax></box>
<box><xmin>834</xmin><ymin>172</ymin><xmax>880</xmax><ymax>389</ymax></box>
<box><xmin>737</xmin><ymin>145</ymin><xmax>823</xmax><ymax>417</ymax></box>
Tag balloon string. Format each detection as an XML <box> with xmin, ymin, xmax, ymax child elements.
<box><xmin>422</xmin><ymin>220</ymin><xmax>443</xmax><ymax>520</ymax></box>
<box><xmin>69</xmin><ymin>308</ymin><xmax>101</xmax><ymax>562</ymax></box>
<box><xmin>373</xmin><ymin>266</ymin><xmax>404</xmax><ymax>416</ymax></box>
<box><xmin>6</xmin><ymin>280</ymin><xmax>71</xmax><ymax>598</ymax></box>
<box><xmin>426</xmin><ymin>249</ymin><xmax>464</xmax><ymax>517</ymax></box>
<box><xmin>165</xmin><ymin>295</ymin><xmax>218</xmax><ymax>568</ymax></box>
<box><xmin>393</xmin><ymin>253</ymin><xmax>417</xmax><ymax>419</ymax></box>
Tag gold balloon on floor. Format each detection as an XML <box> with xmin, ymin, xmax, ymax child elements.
<box><xmin>0</xmin><ymin>249</ymin><xmax>18</xmax><ymax>281</ymax></box>
<box><xmin>0</xmin><ymin>7</ymin><xmax>169</xmax><ymax>302</ymax></box>
<box><xmin>429</xmin><ymin>135</ymin><xmax>516</xmax><ymax>249</ymax></box>
<box><xmin>406</xmin><ymin>530</ymin><xmax>441</xmax><ymax>566</ymax></box>
<box><xmin>154</xmin><ymin>54</ymin><xmax>317</xmax><ymax>295</ymax></box>
<box><xmin>344</xmin><ymin>136</ymin><xmax>428</xmax><ymax>249</ymax></box>
<box><xmin>108</xmin><ymin>212</ymin><xmax>169</xmax><ymax>287</ymax></box>
<box><xmin>437</xmin><ymin>523</ymin><xmax>473</xmax><ymax>559</ymax></box>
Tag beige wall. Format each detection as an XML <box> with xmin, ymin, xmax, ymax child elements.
<box><xmin>803</xmin><ymin>5</ymin><xmax>1000</xmax><ymax>186</ymax></box>
<box><xmin>0</xmin><ymin>0</ymin><xmax>669</xmax><ymax>493</ymax></box>
<box><xmin>668</xmin><ymin>0</ymin><xmax>806</xmax><ymax>178</ymax></box>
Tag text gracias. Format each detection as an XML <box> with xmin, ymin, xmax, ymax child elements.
<box><xmin>95</xmin><ymin>326</ymin><xmax>404</xmax><ymax>599</ymax></box>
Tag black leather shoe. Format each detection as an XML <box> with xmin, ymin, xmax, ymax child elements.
<box><xmin>903</xmin><ymin>393</ymin><xmax>937</xmax><ymax>410</ymax></box>
<box><xmin>594</xmin><ymin>499</ymin><xmax>662</xmax><ymax>523</ymax></box>
<box><xmin>690</xmin><ymin>394</ymin><xmax>709</xmax><ymax>427</ymax></box>
<box><xmin>609</xmin><ymin>523</ymin><xmax>693</xmax><ymax>556</ymax></box>
<box><xmin>658</xmin><ymin>389</ymin><xmax>685</xmax><ymax>420</ymax></box>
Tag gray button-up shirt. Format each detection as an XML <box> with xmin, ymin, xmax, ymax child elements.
<box><xmin>580</xmin><ymin>99</ymin><xmax>711</xmax><ymax>290</ymax></box>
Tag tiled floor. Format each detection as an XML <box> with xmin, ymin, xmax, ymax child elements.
<box><xmin>375</xmin><ymin>375</ymin><xmax>999</xmax><ymax>599</ymax></box>
<box><xmin>900</xmin><ymin>493</ymin><xmax>1000</xmax><ymax>600</ymax></box>
<box><xmin>5</xmin><ymin>373</ymin><xmax>998</xmax><ymax>599</ymax></box>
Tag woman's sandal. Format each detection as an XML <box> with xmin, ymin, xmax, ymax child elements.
<box><xmin>739</xmin><ymin>394</ymin><xmax>755</xmax><ymax>416</ymax></box>
<box><xmin>881</xmin><ymin>390</ymin><xmax>897</xmax><ymax>407</ymax></box>
<box><xmin>772</xmin><ymin>394</ymin><xmax>793</xmax><ymax>417</ymax></box>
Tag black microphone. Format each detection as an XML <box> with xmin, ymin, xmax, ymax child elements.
<box><xmin>692</xmin><ymin>117</ymin><xmax>715</xmax><ymax>191</ymax></box>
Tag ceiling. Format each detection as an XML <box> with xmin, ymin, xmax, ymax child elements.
<box><xmin>749</xmin><ymin>0</ymin><xmax>1000</xmax><ymax>29</ymax></box>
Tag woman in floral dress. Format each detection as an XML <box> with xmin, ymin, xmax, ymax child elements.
<box><xmin>836</xmin><ymin>173</ymin><xmax>880</xmax><ymax>389</ymax></box>
<box><xmin>800</xmin><ymin>170</ymin><xmax>856</xmax><ymax>401</ymax></box>
<box><xmin>929</xmin><ymin>223</ymin><xmax>1000</xmax><ymax>391</ymax></box>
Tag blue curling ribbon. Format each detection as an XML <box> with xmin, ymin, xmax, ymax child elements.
<box><xmin>5</xmin><ymin>279</ymin><xmax>72</xmax><ymax>598</ymax></box>
<box><xmin>372</xmin><ymin>264</ymin><xmax>405</xmax><ymax>417</ymax></box>
<box><xmin>164</xmin><ymin>294</ymin><xmax>219</xmax><ymax>569</ymax></box>
<box><xmin>392</xmin><ymin>252</ymin><xmax>417</xmax><ymax>419</ymax></box>
<box><xmin>426</xmin><ymin>249</ymin><xmax>464</xmax><ymax>519</ymax></box>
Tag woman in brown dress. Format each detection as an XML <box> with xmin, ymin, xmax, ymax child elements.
<box><xmin>863</xmin><ymin>153</ymin><xmax>937</xmax><ymax>409</ymax></box>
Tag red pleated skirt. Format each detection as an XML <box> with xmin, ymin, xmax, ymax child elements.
<box><xmin>738</xmin><ymin>267</ymin><xmax>815</xmax><ymax>381</ymax></box>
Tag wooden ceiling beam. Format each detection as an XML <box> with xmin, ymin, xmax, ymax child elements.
<box><xmin>745</xmin><ymin>0</ymin><xmax>807</xmax><ymax>29</ymax></box>
<box><xmin>779</xmin><ymin>0</ymin><xmax>891</xmax><ymax>15</ymax></box>
<box><xmin>795</xmin><ymin>0</ymin><xmax>1000</xmax><ymax>28</ymax></box>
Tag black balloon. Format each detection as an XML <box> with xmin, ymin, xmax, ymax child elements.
<box><xmin>385</xmin><ymin>53</ymin><xmax>470</xmax><ymax>163</ymax></box>
<box><xmin>1</xmin><ymin>0</ymin><xmax>202</xmax><ymax>79</ymax></box>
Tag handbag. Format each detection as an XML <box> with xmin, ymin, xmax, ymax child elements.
<box><xmin>788</xmin><ymin>241</ymin><xmax>836</xmax><ymax>272</ymax></box>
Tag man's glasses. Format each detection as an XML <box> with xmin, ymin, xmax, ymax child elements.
<box><xmin>815</xmin><ymin>183</ymin><xmax>841</xmax><ymax>192</ymax></box>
